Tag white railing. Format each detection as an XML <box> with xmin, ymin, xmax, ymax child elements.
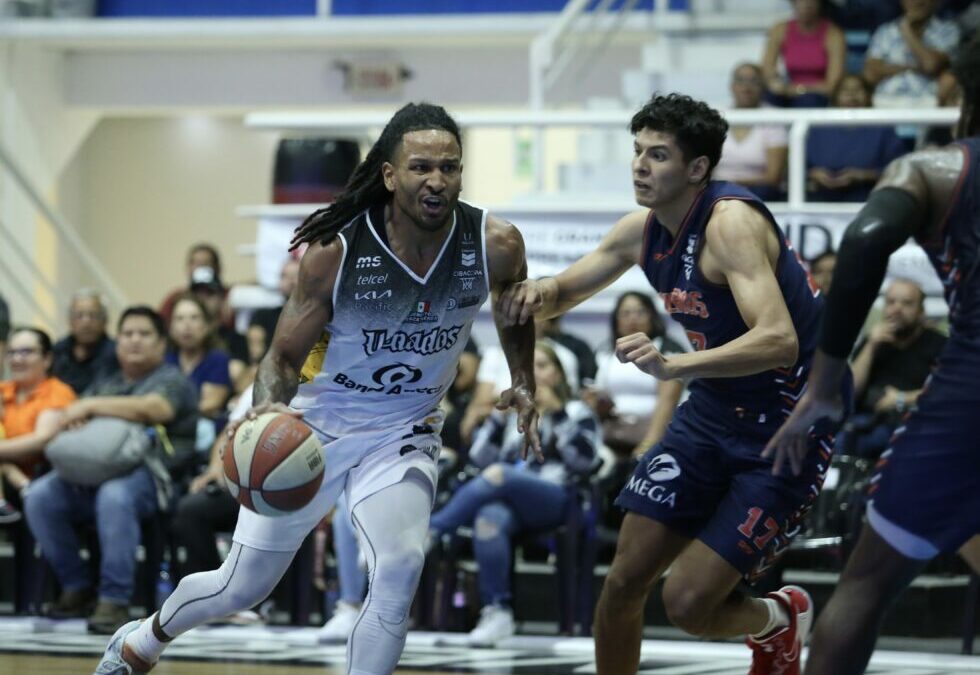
<box><xmin>245</xmin><ymin>107</ymin><xmax>960</xmax><ymax>210</ymax></box>
<box><xmin>0</xmin><ymin>143</ymin><xmax>129</xmax><ymax>321</ymax></box>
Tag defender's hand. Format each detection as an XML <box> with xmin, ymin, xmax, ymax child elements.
<box><xmin>497</xmin><ymin>279</ymin><xmax>544</xmax><ymax>326</ymax></box>
<box><xmin>496</xmin><ymin>386</ymin><xmax>542</xmax><ymax>461</ymax></box>
<box><xmin>762</xmin><ymin>391</ymin><xmax>843</xmax><ymax>476</ymax></box>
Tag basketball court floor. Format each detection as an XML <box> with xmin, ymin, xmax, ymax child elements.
<box><xmin>0</xmin><ymin>618</ymin><xmax>976</xmax><ymax>674</ymax></box>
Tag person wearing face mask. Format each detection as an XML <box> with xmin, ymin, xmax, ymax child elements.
<box><xmin>846</xmin><ymin>278</ymin><xmax>946</xmax><ymax>458</ymax></box>
<box><xmin>805</xmin><ymin>74</ymin><xmax>907</xmax><ymax>202</ymax></box>
<box><xmin>0</xmin><ymin>328</ymin><xmax>76</xmax><ymax>523</ymax></box>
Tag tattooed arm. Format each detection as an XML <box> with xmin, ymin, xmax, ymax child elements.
<box><xmin>251</xmin><ymin>240</ymin><xmax>341</xmax><ymax>410</ymax></box>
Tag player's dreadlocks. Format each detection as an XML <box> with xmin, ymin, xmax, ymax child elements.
<box><xmin>291</xmin><ymin>102</ymin><xmax>462</xmax><ymax>250</ymax></box>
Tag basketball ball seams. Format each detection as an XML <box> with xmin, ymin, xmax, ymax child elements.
<box><xmin>223</xmin><ymin>411</ymin><xmax>324</xmax><ymax>517</ymax></box>
<box><xmin>249</xmin><ymin>414</ymin><xmax>313</xmax><ymax>488</ymax></box>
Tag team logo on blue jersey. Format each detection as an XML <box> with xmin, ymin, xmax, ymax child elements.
<box><xmin>646</xmin><ymin>453</ymin><xmax>681</xmax><ymax>482</ymax></box>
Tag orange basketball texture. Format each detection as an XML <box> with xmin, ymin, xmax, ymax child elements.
<box><xmin>223</xmin><ymin>412</ymin><xmax>324</xmax><ymax>517</ymax></box>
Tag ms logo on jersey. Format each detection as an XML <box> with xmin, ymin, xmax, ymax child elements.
<box><xmin>646</xmin><ymin>453</ymin><xmax>681</xmax><ymax>482</ymax></box>
<box><xmin>356</xmin><ymin>255</ymin><xmax>382</xmax><ymax>269</ymax></box>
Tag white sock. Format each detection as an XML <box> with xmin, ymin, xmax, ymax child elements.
<box><xmin>127</xmin><ymin>615</ymin><xmax>167</xmax><ymax>664</ymax></box>
<box><xmin>750</xmin><ymin>598</ymin><xmax>789</xmax><ymax>640</ymax></box>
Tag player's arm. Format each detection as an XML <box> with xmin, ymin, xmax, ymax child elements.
<box><xmin>763</xmin><ymin>149</ymin><xmax>962</xmax><ymax>474</ymax></box>
<box><xmin>626</xmin><ymin>202</ymin><xmax>799</xmax><ymax>380</ymax></box>
<box><xmin>253</xmin><ymin>240</ymin><xmax>341</xmax><ymax>408</ymax></box>
<box><xmin>498</xmin><ymin>209</ymin><xmax>647</xmax><ymax>325</ymax></box>
<box><xmin>486</xmin><ymin>216</ymin><xmax>542</xmax><ymax>458</ymax></box>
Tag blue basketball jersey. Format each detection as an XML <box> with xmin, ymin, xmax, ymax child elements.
<box><xmin>640</xmin><ymin>181</ymin><xmax>823</xmax><ymax>414</ymax></box>
<box><xmin>916</xmin><ymin>137</ymin><xmax>980</xmax><ymax>338</ymax></box>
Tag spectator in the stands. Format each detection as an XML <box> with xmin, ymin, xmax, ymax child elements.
<box><xmin>587</xmin><ymin>291</ymin><xmax>686</xmax><ymax>458</ymax></box>
<box><xmin>864</xmin><ymin>0</ymin><xmax>961</xmax><ymax>107</ymax></box>
<box><xmin>922</xmin><ymin>68</ymin><xmax>963</xmax><ymax>147</ymax></box>
<box><xmin>245</xmin><ymin>257</ymin><xmax>301</xmax><ymax>391</ymax></box>
<box><xmin>461</xmin><ymin>319</ymin><xmax>581</xmax><ymax>448</ymax></box>
<box><xmin>24</xmin><ymin>306</ymin><xmax>198</xmax><ymax>635</ymax></box>
<box><xmin>537</xmin><ymin>315</ymin><xmax>596</xmax><ymax>386</ymax></box>
<box><xmin>0</xmin><ymin>328</ymin><xmax>76</xmax><ymax>524</ymax></box>
<box><xmin>52</xmin><ymin>289</ymin><xmax>119</xmax><ymax>395</ymax></box>
<box><xmin>848</xmin><ymin>279</ymin><xmax>946</xmax><ymax>458</ymax></box>
<box><xmin>166</xmin><ymin>293</ymin><xmax>232</xmax><ymax>427</ymax></box>
<box><xmin>806</xmin><ymin>74</ymin><xmax>907</xmax><ymax>202</ymax></box>
<box><xmin>714</xmin><ymin>63</ymin><xmax>788</xmax><ymax>201</ymax></box>
<box><xmin>190</xmin><ymin>265</ymin><xmax>248</xmax><ymax>366</ymax></box>
<box><xmin>159</xmin><ymin>243</ymin><xmax>229</xmax><ymax>326</ymax></box>
<box><xmin>762</xmin><ymin>0</ymin><xmax>847</xmax><ymax>107</ymax></box>
<box><xmin>808</xmin><ymin>249</ymin><xmax>837</xmax><ymax>296</ymax></box>
<box><xmin>428</xmin><ymin>342</ymin><xmax>600</xmax><ymax>646</ymax></box>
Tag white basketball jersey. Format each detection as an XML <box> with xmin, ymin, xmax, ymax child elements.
<box><xmin>291</xmin><ymin>201</ymin><xmax>490</xmax><ymax>437</ymax></box>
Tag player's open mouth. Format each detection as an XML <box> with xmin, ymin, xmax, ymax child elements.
<box><xmin>633</xmin><ymin>181</ymin><xmax>650</xmax><ymax>191</ymax></box>
<box><xmin>421</xmin><ymin>197</ymin><xmax>444</xmax><ymax>215</ymax></box>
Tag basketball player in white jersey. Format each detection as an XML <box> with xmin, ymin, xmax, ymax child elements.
<box><xmin>95</xmin><ymin>102</ymin><xmax>541</xmax><ymax>675</ymax></box>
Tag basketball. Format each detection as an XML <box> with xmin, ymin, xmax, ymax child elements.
<box><xmin>223</xmin><ymin>412</ymin><xmax>324</xmax><ymax>517</ymax></box>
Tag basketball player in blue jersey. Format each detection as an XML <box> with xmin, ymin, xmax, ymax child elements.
<box><xmin>94</xmin><ymin>102</ymin><xmax>541</xmax><ymax>675</ymax></box>
<box><xmin>500</xmin><ymin>93</ymin><xmax>844</xmax><ymax>675</ymax></box>
<box><xmin>766</xmin><ymin>39</ymin><xmax>980</xmax><ymax>675</ymax></box>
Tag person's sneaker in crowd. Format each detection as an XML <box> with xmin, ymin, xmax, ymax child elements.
<box><xmin>467</xmin><ymin>604</ymin><xmax>515</xmax><ymax>647</ymax></box>
<box><xmin>48</xmin><ymin>587</ymin><xmax>97</xmax><ymax>619</ymax></box>
<box><xmin>316</xmin><ymin>601</ymin><xmax>361</xmax><ymax>644</ymax></box>
<box><xmin>747</xmin><ymin>585</ymin><xmax>813</xmax><ymax>675</ymax></box>
<box><xmin>0</xmin><ymin>499</ymin><xmax>22</xmax><ymax>524</ymax></box>
<box><xmin>87</xmin><ymin>601</ymin><xmax>132</xmax><ymax>635</ymax></box>
<box><xmin>92</xmin><ymin>619</ymin><xmax>155</xmax><ymax>674</ymax></box>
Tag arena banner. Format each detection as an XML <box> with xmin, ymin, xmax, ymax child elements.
<box><xmin>256</xmin><ymin>207</ymin><xmax>942</xmax><ymax>302</ymax></box>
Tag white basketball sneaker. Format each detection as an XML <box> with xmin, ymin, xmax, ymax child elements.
<box><xmin>316</xmin><ymin>601</ymin><xmax>361</xmax><ymax>644</ymax></box>
<box><xmin>467</xmin><ymin>604</ymin><xmax>515</xmax><ymax>646</ymax></box>
<box><xmin>93</xmin><ymin>620</ymin><xmax>154</xmax><ymax>674</ymax></box>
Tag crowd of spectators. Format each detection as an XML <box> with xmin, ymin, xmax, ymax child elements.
<box><xmin>716</xmin><ymin>0</ymin><xmax>975</xmax><ymax>203</ymax></box>
<box><xmin>0</xmin><ymin>0</ymin><xmax>972</xmax><ymax>643</ymax></box>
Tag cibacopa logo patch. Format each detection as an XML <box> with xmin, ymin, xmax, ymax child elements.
<box><xmin>646</xmin><ymin>453</ymin><xmax>681</xmax><ymax>482</ymax></box>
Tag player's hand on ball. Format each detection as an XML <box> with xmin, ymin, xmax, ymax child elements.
<box><xmin>497</xmin><ymin>279</ymin><xmax>544</xmax><ymax>326</ymax></box>
<box><xmin>226</xmin><ymin>401</ymin><xmax>303</xmax><ymax>439</ymax></box>
<box><xmin>496</xmin><ymin>385</ymin><xmax>542</xmax><ymax>461</ymax></box>
<box><xmin>615</xmin><ymin>333</ymin><xmax>676</xmax><ymax>380</ymax></box>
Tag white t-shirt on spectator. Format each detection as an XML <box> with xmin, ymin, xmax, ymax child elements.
<box><xmin>714</xmin><ymin>126</ymin><xmax>788</xmax><ymax>184</ymax></box>
<box><xmin>867</xmin><ymin>17</ymin><xmax>960</xmax><ymax>101</ymax></box>
<box><xmin>476</xmin><ymin>338</ymin><xmax>581</xmax><ymax>395</ymax></box>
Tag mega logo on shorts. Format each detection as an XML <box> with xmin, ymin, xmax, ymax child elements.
<box><xmin>624</xmin><ymin>452</ymin><xmax>680</xmax><ymax>509</ymax></box>
<box><xmin>361</xmin><ymin>325</ymin><xmax>463</xmax><ymax>356</ymax></box>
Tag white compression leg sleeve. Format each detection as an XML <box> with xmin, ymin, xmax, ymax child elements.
<box><xmin>128</xmin><ymin>543</ymin><xmax>295</xmax><ymax>663</ymax></box>
<box><xmin>347</xmin><ymin>472</ymin><xmax>433</xmax><ymax>675</ymax></box>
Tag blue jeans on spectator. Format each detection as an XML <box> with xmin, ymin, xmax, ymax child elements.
<box><xmin>429</xmin><ymin>464</ymin><xmax>570</xmax><ymax>607</ymax></box>
<box><xmin>333</xmin><ymin>492</ymin><xmax>366</xmax><ymax>605</ymax></box>
<box><xmin>24</xmin><ymin>466</ymin><xmax>158</xmax><ymax>604</ymax></box>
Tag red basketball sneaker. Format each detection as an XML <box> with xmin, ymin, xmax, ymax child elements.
<box><xmin>747</xmin><ymin>585</ymin><xmax>813</xmax><ymax>675</ymax></box>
